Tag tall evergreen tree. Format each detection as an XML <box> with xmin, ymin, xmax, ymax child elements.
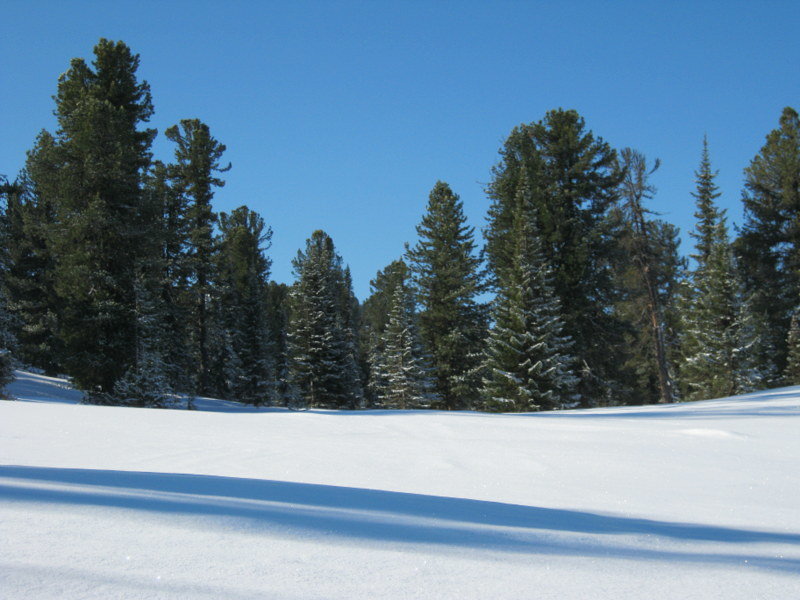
<box><xmin>287</xmin><ymin>230</ymin><xmax>362</xmax><ymax>408</ymax></box>
<box><xmin>407</xmin><ymin>181</ymin><xmax>486</xmax><ymax>410</ymax></box>
<box><xmin>615</xmin><ymin>148</ymin><xmax>676</xmax><ymax>403</ymax></box>
<box><xmin>679</xmin><ymin>140</ymin><xmax>772</xmax><ymax>399</ymax></box>
<box><xmin>41</xmin><ymin>39</ymin><xmax>156</xmax><ymax>393</ymax></box>
<box><xmin>485</xmin><ymin>109</ymin><xmax>625</xmax><ymax>404</ymax></box>
<box><xmin>481</xmin><ymin>177</ymin><xmax>577</xmax><ymax>411</ymax></box>
<box><xmin>735</xmin><ymin>106</ymin><xmax>800</xmax><ymax>378</ymax></box>
<box><xmin>371</xmin><ymin>283</ymin><xmax>434</xmax><ymax>409</ymax></box>
<box><xmin>4</xmin><ymin>163</ymin><xmax>62</xmax><ymax>374</ymax></box>
<box><xmin>361</xmin><ymin>258</ymin><xmax>408</xmax><ymax>403</ymax></box>
<box><xmin>165</xmin><ymin>119</ymin><xmax>229</xmax><ymax>395</ymax></box>
<box><xmin>214</xmin><ymin>206</ymin><xmax>274</xmax><ymax>403</ymax></box>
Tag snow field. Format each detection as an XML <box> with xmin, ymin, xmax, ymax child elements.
<box><xmin>1</xmin><ymin>372</ymin><xmax>799</xmax><ymax>598</ymax></box>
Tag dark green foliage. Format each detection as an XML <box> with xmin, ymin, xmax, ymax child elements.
<box><xmin>213</xmin><ymin>206</ymin><xmax>274</xmax><ymax>403</ymax></box>
<box><xmin>43</xmin><ymin>39</ymin><xmax>157</xmax><ymax>392</ymax></box>
<box><xmin>287</xmin><ymin>230</ymin><xmax>362</xmax><ymax>408</ymax></box>
<box><xmin>4</xmin><ymin>166</ymin><xmax>62</xmax><ymax>374</ymax></box>
<box><xmin>369</xmin><ymin>276</ymin><xmax>434</xmax><ymax>409</ymax></box>
<box><xmin>265</xmin><ymin>281</ymin><xmax>291</xmax><ymax>403</ymax></box>
<box><xmin>679</xmin><ymin>140</ymin><xmax>773</xmax><ymax>399</ymax></box>
<box><xmin>361</xmin><ymin>258</ymin><xmax>408</xmax><ymax>403</ymax></box>
<box><xmin>614</xmin><ymin>148</ymin><xmax>678</xmax><ymax>404</ymax></box>
<box><xmin>110</xmin><ymin>273</ymin><xmax>174</xmax><ymax>408</ymax></box>
<box><xmin>165</xmin><ymin>119</ymin><xmax>230</xmax><ymax>395</ymax></box>
<box><xmin>485</xmin><ymin>109</ymin><xmax>625</xmax><ymax>404</ymax></box>
<box><xmin>407</xmin><ymin>181</ymin><xmax>486</xmax><ymax>410</ymax></box>
<box><xmin>735</xmin><ymin>106</ymin><xmax>800</xmax><ymax>378</ymax></box>
<box><xmin>0</xmin><ymin>177</ymin><xmax>19</xmax><ymax>392</ymax></box>
<box><xmin>481</xmin><ymin>178</ymin><xmax>577</xmax><ymax>411</ymax></box>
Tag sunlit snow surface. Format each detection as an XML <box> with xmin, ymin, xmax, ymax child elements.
<box><xmin>2</xmin><ymin>371</ymin><xmax>799</xmax><ymax>599</ymax></box>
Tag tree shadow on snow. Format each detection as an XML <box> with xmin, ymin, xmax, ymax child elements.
<box><xmin>2</xmin><ymin>465</ymin><xmax>798</xmax><ymax>573</ymax></box>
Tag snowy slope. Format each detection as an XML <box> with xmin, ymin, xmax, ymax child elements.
<box><xmin>1</xmin><ymin>371</ymin><xmax>799</xmax><ymax>599</ymax></box>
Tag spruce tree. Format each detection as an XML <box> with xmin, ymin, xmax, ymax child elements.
<box><xmin>371</xmin><ymin>280</ymin><xmax>434</xmax><ymax>409</ymax></box>
<box><xmin>406</xmin><ymin>181</ymin><xmax>486</xmax><ymax>410</ymax></box>
<box><xmin>361</xmin><ymin>259</ymin><xmax>409</xmax><ymax>404</ymax></box>
<box><xmin>679</xmin><ymin>140</ymin><xmax>772</xmax><ymax>399</ymax></box>
<box><xmin>265</xmin><ymin>281</ymin><xmax>291</xmax><ymax>404</ymax></box>
<box><xmin>287</xmin><ymin>230</ymin><xmax>362</xmax><ymax>408</ymax></box>
<box><xmin>165</xmin><ymin>119</ymin><xmax>229</xmax><ymax>395</ymax></box>
<box><xmin>736</xmin><ymin>106</ymin><xmax>800</xmax><ymax>378</ymax></box>
<box><xmin>481</xmin><ymin>177</ymin><xmax>577</xmax><ymax>412</ymax></box>
<box><xmin>485</xmin><ymin>109</ymin><xmax>625</xmax><ymax>404</ymax></box>
<box><xmin>110</xmin><ymin>273</ymin><xmax>174</xmax><ymax>408</ymax></box>
<box><xmin>42</xmin><ymin>39</ymin><xmax>156</xmax><ymax>393</ymax></box>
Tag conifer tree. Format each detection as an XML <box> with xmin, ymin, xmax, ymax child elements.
<box><xmin>485</xmin><ymin>109</ymin><xmax>625</xmax><ymax>404</ymax></box>
<box><xmin>406</xmin><ymin>181</ymin><xmax>486</xmax><ymax>410</ymax></box>
<box><xmin>111</xmin><ymin>273</ymin><xmax>174</xmax><ymax>408</ymax></box>
<box><xmin>736</xmin><ymin>106</ymin><xmax>800</xmax><ymax>377</ymax></box>
<box><xmin>265</xmin><ymin>281</ymin><xmax>291</xmax><ymax>404</ymax></box>
<box><xmin>615</xmin><ymin>148</ymin><xmax>676</xmax><ymax>403</ymax></box>
<box><xmin>42</xmin><ymin>39</ymin><xmax>157</xmax><ymax>393</ymax></box>
<box><xmin>165</xmin><ymin>119</ymin><xmax>230</xmax><ymax>395</ymax></box>
<box><xmin>0</xmin><ymin>177</ymin><xmax>18</xmax><ymax>393</ymax></box>
<box><xmin>481</xmin><ymin>177</ymin><xmax>577</xmax><ymax>411</ymax></box>
<box><xmin>214</xmin><ymin>206</ymin><xmax>274</xmax><ymax>403</ymax></box>
<box><xmin>287</xmin><ymin>230</ymin><xmax>362</xmax><ymax>408</ymax></box>
<box><xmin>679</xmin><ymin>139</ymin><xmax>772</xmax><ymax>399</ymax></box>
<box><xmin>361</xmin><ymin>259</ymin><xmax>408</xmax><ymax>403</ymax></box>
<box><xmin>371</xmin><ymin>280</ymin><xmax>434</xmax><ymax>409</ymax></box>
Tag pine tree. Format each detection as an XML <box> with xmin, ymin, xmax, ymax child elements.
<box><xmin>371</xmin><ymin>281</ymin><xmax>434</xmax><ymax>409</ymax></box>
<box><xmin>214</xmin><ymin>206</ymin><xmax>274</xmax><ymax>403</ymax></box>
<box><xmin>615</xmin><ymin>148</ymin><xmax>676</xmax><ymax>403</ymax></box>
<box><xmin>485</xmin><ymin>109</ymin><xmax>625</xmax><ymax>404</ymax></box>
<box><xmin>165</xmin><ymin>119</ymin><xmax>230</xmax><ymax>395</ymax></box>
<box><xmin>287</xmin><ymin>230</ymin><xmax>362</xmax><ymax>408</ymax></box>
<box><xmin>42</xmin><ymin>39</ymin><xmax>157</xmax><ymax>393</ymax></box>
<box><xmin>735</xmin><ymin>106</ymin><xmax>800</xmax><ymax>378</ymax></box>
<box><xmin>406</xmin><ymin>181</ymin><xmax>486</xmax><ymax>410</ymax></box>
<box><xmin>4</xmin><ymin>163</ymin><xmax>62</xmax><ymax>374</ymax></box>
<box><xmin>481</xmin><ymin>178</ymin><xmax>577</xmax><ymax>411</ymax></box>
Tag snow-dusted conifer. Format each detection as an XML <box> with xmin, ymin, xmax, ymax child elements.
<box><xmin>110</xmin><ymin>273</ymin><xmax>174</xmax><ymax>408</ymax></box>
<box><xmin>679</xmin><ymin>140</ymin><xmax>777</xmax><ymax>399</ymax></box>
<box><xmin>287</xmin><ymin>230</ymin><xmax>361</xmax><ymax>408</ymax></box>
<box><xmin>372</xmin><ymin>283</ymin><xmax>434</xmax><ymax>409</ymax></box>
<box><xmin>481</xmin><ymin>177</ymin><xmax>577</xmax><ymax>412</ymax></box>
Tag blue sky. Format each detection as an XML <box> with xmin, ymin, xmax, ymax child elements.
<box><xmin>2</xmin><ymin>1</ymin><xmax>799</xmax><ymax>299</ymax></box>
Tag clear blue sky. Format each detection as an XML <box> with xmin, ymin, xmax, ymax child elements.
<box><xmin>2</xmin><ymin>1</ymin><xmax>799</xmax><ymax>299</ymax></box>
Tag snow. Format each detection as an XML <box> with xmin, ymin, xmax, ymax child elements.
<box><xmin>2</xmin><ymin>371</ymin><xmax>799</xmax><ymax>598</ymax></box>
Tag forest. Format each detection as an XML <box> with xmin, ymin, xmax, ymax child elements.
<box><xmin>2</xmin><ymin>38</ymin><xmax>799</xmax><ymax>411</ymax></box>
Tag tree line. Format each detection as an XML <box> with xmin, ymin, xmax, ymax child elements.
<box><xmin>1</xmin><ymin>39</ymin><xmax>799</xmax><ymax>410</ymax></box>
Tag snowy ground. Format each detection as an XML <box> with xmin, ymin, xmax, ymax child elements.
<box><xmin>1</xmin><ymin>371</ymin><xmax>799</xmax><ymax>599</ymax></box>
